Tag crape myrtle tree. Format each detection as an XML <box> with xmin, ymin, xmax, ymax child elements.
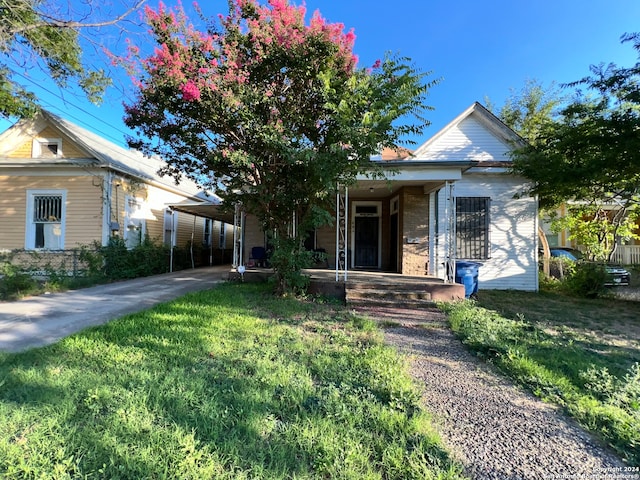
<box><xmin>124</xmin><ymin>0</ymin><xmax>436</xmax><ymax>294</ymax></box>
<box><xmin>0</xmin><ymin>0</ymin><xmax>144</xmax><ymax>118</ymax></box>
<box><xmin>510</xmin><ymin>34</ymin><xmax>640</xmax><ymax>262</ymax></box>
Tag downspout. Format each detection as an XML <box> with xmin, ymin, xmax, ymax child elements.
<box><xmin>103</xmin><ymin>172</ymin><xmax>113</xmax><ymax>245</ymax></box>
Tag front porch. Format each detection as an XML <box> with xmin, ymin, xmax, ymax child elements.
<box><xmin>229</xmin><ymin>267</ymin><xmax>466</xmax><ymax>304</ymax></box>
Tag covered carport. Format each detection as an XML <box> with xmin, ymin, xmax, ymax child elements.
<box><xmin>167</xmin><ymin>198</ymin><xmax>241</xmax><ymax>272</ymax></box>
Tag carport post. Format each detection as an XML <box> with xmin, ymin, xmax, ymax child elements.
<box><xmin>232</xmin><ymin>202</ymin><xmax>245</xmax><ymax>268</ymax></box>
<box><xmin>190</xmin><ymin>215</ymin><xmax>196</xmax><ymax>269</ymax></box>
<box><xmin>169</xmin><ymin>208</ymin><xmax>176</xmax><ymax>273</ymax></box>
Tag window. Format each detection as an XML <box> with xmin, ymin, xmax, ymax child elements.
<box><xmin>303</xmin><ymin>229</ymin><xmax>317</xmax><ymax>251</ymax></box>
<box><xmin>26</xmin><ymin>191</ymin><xmax>65</xmax><ymax>249</ymax></box>
<box><xmin>355</xmin><ymin>204</ymin><xmax>378</xmax><ymax>216</ymax></box>
<box><xmin>456</xmin><ymin>197</ymin><xmax>490</xmax><ymax>259</ymax></box>
<box><xmin>219</xmin><ymin>221</ymin><xmax>226</xmax><ymax>249</ymax></box>
<box><xmin>32</xmin><ymin>138</ymin><xmax>62</xmax><ymax>158</ymax></box>
<box><xmin>124</xmin><ymin>197</ymin><xmax>145</xmax><ymax>249</ymax></box>
<box><xmin>203</xmin><ymin>219</ymin><xmax>212</xmax><ymax>246</ymax></box>
<box><xmin>163</xmin><ymin>209</ymin><xmax>174</xmax><ymax>247</ymax></box>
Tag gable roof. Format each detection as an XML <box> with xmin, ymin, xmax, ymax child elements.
<box><xmin>410</xmin><ymin>102</ymin><xmax>525</xmax><ymax>164</ymax></box>
<box><xmin>0</xmin><ymin>110</ymin><xmax>208</xmax><ymax>199</ymax></box>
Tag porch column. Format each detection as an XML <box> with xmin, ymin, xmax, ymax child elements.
<box><xmin>335</xmin><ymin>184</ymin><xmax>348</xmax><ymax>281</ymax></box>
<box><xmin>444</xmin><ymin>181</ymin><xmax>456</xmax><ymax>283</ymax></box>
<box><xmin>232</xmin><ymin>202</ymin><xmax>244</xmax><ymax>269</ymax></box>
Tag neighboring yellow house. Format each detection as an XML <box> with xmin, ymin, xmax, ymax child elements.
<box><xmin>0</xmin><ymin>110</ymin><xmax>233</xmax><ymax>271</ymax></box>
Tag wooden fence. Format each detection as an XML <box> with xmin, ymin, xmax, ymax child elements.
<box><xmin>610</xmin><ymin>245</ymin><xmax>640</xmax><ymax>265</ymax></box>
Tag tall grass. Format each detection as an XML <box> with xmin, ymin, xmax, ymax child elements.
<box><xmin>0</xmin><ymin>283</ymin><xmax>464</xmax><ymax>479</ymax></box>
<box><xmin>440</xmin><ymin>291</ymin><xmax>640</xmax><ymax>466</ymax></box>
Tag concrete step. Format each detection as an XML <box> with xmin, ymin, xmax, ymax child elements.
<box><xmin>346</xmin><ymin>286</ymin><xmax>436</xmax><ymax>309</ymax></box>
<box><xmin>345</xmin><ymin>281</ymin><xmax>465</xmax><ymax>305</ymax></box>
<box><xmin>346</xmin><ymin>288</ymin><xmax>433</xmax><ymax>302</ymax></box>
<box><xmin>347</xmin><ymin>296</ymin><xmax>437</xmax><ymax>309</ymax></box>
<box><xmin>346</xmin><ymin>281</ymin><xmax>443</xmax><ymax>292</ymax></box>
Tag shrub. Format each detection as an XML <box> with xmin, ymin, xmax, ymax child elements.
<box><xmin>268</xmin><ymin>237</ymin><xmax>313</xmax><ymax>295</ymax></box>
<box><xmin>101</xmin><ymin>237</ymin><xmax>132</xmax><ymax>279</ymax></box>
<box><xmin>0</xmin><ymin>263</ymin><xmax>39</xmax><ymax>300</ymax></box>
<box><xmin>540</xmin><ymin>258</ymin><xmax>608</xmax><ymax>299</ymax></box>
<box><xmin>565</xmin><ymin>262</ymin><xmax>608</xmax><ymax>298</ymax></box>
<box><xmin>101</xmin><ymin>236</ymin><xmax>170</xmax><ymax>280</ymax></box>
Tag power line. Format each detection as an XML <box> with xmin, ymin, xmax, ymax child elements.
<box><xmin>8</xmin><ymin>68</ymin><xmax>135</xmax><ymax>146</ymax></box>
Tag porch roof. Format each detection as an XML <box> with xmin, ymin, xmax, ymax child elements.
<box><xmin>353</xmin><ymin>158</ymin><xmax>474</xmax><ymax>197</ymax></box>
<box><xmin>168</xmin><ymin>199</ymin><xmax>235</xmax><ymax>224</ymax></box>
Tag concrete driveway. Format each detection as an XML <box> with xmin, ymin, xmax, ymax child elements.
<box><xmin>0</xmin><ymin>265</ymin><xmax>230</xmax><ymax>353</ymax></box>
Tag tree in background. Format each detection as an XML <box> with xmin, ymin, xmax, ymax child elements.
<box><xmin>124</xmin><ymin>0</ymin><xmax>436</xmax><ymax>294</ymax></box>
<box><xmin>0</xmin><ymin>0</ymin><xmax>144</xmax><ymax>118</ymax></box>
<box><xmin>487</xmin><ymin>78</ymin><xmax>564</xmax><ymax>146</ymax></box>
<box><xmin>505</xmin><ymin>36</ymin><xmax>640</xmax><ymax>261</ymax></box>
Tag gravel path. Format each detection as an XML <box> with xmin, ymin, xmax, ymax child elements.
<box><xmin>355</xmin><ymin>305</ymin><xmax>631</xmax><ymax>480</ymax></box>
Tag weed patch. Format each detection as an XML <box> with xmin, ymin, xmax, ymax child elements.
<box><xmin>440</xmin><ymin>292</ymin><xmax>640</xmax><ymax>466</ymax></box>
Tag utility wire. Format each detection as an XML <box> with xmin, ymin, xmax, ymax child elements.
<box><xmin>8</xmin><ymin>68</ymin><xmax>135</xmax><ymax>146</ymax></box>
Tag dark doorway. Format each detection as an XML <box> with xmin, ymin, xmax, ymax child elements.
<box><xmin>390</xmin><ymin>213</ymin><xmax>398</xmax><ymax>272</ymax></box>
<box><xmin>354</xmin><ymin>216</ymin><xmax>379</xmax><ymax>268</ymax></box>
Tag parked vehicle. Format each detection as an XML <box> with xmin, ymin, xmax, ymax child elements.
<box><xmin>548</xmin><ymin>248</ymin><xmax>631</xmax><ymax>286</ymax></box>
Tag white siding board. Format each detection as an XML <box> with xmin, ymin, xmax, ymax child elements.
<box><xmin>453</xmin><ymin>174</ymin><xmax>538</xmax><ymax>291</ymax></box>
<box><xmin>415</xmin><ymin>116</ymin><xmax>513</xmax><ymax>163</ymax></box>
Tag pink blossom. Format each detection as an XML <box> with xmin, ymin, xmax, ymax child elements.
<box><xmin>181</xmin><ymin>80</ymin><xmax>201</xmax><ymax>101</ymax></box>
<box><xmin>372</xmin><ymin>59</ymin><xmax>381</xmax><ymax>69</ymax></box>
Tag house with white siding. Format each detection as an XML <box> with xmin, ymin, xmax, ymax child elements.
<box><xmin>0</xmin><ymin>110</ymin><xmax>234</xmax><ymax>271</ymax></box>
<box><xmin>229</xmin><ymin>102</ymin><xmax>539</xmax><ymax>291</ymax></box>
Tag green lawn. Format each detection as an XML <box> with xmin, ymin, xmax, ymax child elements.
<box><xmin>440</xmin><ymin>289</ymin><xmax>640</xmax><ymax>466</ymax></box>
<box><xmin>0</xmin><ymin>283</ymin><xmax>464</xmax><ymax>479</ymax></box>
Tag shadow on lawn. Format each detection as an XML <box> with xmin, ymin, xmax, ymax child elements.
<box><xmin>0</xmin><ymin>286</ymin><xmax>402</xmax><ymax>478</ymax></box>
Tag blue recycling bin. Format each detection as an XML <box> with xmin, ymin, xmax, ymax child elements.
<box><xmin>455</xmin><ymin>261</ymin><xmax>480</xmax><ymax>298</ymax></box>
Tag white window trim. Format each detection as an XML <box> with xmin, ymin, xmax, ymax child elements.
<box><xmin>390</xmin><ymin>196</ymin><xmax>399</xmax><ymax>215</ymax></box>
<box><xmin>163</xmin><ymin>209</ymin><xmax>175</xmax><ymax>247</ymax></box>
<box><xmin>124</xmin><ymin>196</ymin><xmax>147</xmax><ymax>248</ymax></box>
<box><xmin>32</xmin><ymin>137</ymin><xmax>63</xmax><ymax>158</ymax></box>
<box><xmin>25</xmin><ymin>189</ymin><xmax>66</xmax><ymax>250</ymax></box>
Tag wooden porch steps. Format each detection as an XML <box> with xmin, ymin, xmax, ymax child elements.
<box><xmin>346</xmin><ymin>282</ymin><xmax>439</xmax><ymax>309</ymax></box>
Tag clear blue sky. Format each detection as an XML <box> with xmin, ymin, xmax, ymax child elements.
<box><xmin>3</xmin><ymin>0</ymin><xmax>640</xmax><ymax>148</ymax></box>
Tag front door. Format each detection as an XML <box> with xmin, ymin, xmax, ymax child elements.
<box><xmin>355</xmin><ymin>217</ymin><xmax>379</xmax><ymax>267</ymax></box>
<box><xmin>352</xmin><ymin>201</ymin><xmax>381</xmax><ymax>269</ymax></box>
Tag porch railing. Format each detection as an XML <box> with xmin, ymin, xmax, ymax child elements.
<box><xmin>610</xmin><ymin>245</ymin><xmax>640</xmax><ymax>265</ymax></box>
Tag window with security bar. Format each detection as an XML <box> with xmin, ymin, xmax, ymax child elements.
<box><xmin>32</xmin><ymin>194</ymin><xmax>63</xmax><ymax>249</ymax></box>
<box><xmin>456</xmin><ymin>197</ymin><xmax>490</xmax><ymax>259</ymax></box>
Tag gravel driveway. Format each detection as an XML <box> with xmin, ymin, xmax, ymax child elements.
<box><xmin>355</xmin><ymin>305</ymin><xmax>631</xmax><ymax>480</ymax></box>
